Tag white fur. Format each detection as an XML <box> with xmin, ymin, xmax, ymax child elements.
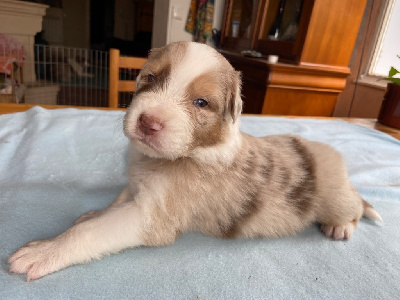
<box><xmin>168</xmin><ymin>43</ymin><xmax>222</xmax><ymax>96</ymax></box>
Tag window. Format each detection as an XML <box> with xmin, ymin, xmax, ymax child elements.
<box><xmin>369</xmin><ymin>0</ymin><xmax>400</xmax><ymax>77</ymax></box>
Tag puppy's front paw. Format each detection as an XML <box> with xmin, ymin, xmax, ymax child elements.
<box><xmin>8</xmin><ymin>238</ymin><xmax>66</xmax><ymax>281</ymax></box>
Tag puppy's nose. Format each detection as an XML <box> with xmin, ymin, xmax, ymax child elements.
<box><xmin>139</xmin><ymin>113</ymin><xmax>163</xmax><ymax>135</ymax></box>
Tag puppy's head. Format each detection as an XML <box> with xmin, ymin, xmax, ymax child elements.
<box><xmin>123</xmin><ymin>42</ymin><xmax>242</xmax><ymax>160</ymax></box>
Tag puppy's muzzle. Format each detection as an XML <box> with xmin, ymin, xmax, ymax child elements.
<box><xmin>138</xmin><ymin>113</ymin><xmax>164</xmax><ymax>136</ymax></box>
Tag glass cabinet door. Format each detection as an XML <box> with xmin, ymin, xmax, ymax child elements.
<box><xmin>255</xmin><ymin>0</ymin><xmax>313</xmax><ymax>62</ymax></box>
<box><xmin>220</xmin><ymin>0</ymin><xmax>313</xmax><ymax>62</ymax></box>
<box><xmin>227</xmin><ymin>0</ymin><xmax>257</xmax><ymax>39</ymax></box>
<box><xmin>261</xmin><ymin>0</ymin><xmax>304</xmax><ymax>41</ymax></box>
<box><xmin>221</xmin><ymin>0</ymin><xmax>260</xmax><ymax>50</ymax></box>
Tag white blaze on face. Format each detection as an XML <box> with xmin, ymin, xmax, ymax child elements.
<box><xmin>167</xmin><ymin>43</ymin><xmax>223</xmax><ymax>100</ymax></box>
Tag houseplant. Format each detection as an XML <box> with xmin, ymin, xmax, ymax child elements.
<box><xmin>378</xmin><ymin>55</ymin><xmax>400</xmax><ymax>129</ymax></box>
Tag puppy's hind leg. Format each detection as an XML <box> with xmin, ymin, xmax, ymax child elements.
<box><xmin>321</xmin><ymin>220</ymin><xmax>358</xmax><ymax>240</ymax></box>
<box><xmin>320</xmin><ymin>199</ymin><xmax>383</xmax><ymax>240</ymax></box>
<box><xmin>75</xmin><ymin>186</ymin><xmax>131</xmax><ymax>224</ymax></box>
<box><xmin>318</xmin><ymin>188</ymin><xmax>363</xmax><ymax>240</ymax></box>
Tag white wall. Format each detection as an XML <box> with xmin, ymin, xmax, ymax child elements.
<box><xmin>152</xmin><ymin>0</ymin><xmax>170</xmax><ymax>48</ymax></box>
<box><xmin>206</xmin><ymin>0</ymin><xmax>225</xmax><ymax>47</ymax></box>
<box><xmin>168</xmin><ymin>0</ymin><xmax>194</xmax><ymax>45</ymax></box>
<box><xmin>152</xmin><ymin>0</ymin><xmax>226</xmax><ymax>48</ymax></box>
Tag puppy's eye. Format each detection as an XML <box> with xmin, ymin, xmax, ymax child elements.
<box><xmin>193</xmin><ymin>98</ymin><xmax>208</xmax><ymax>107</ymax></box>
<box><xmin>147</xmin><ymin>74</ymin><xmax>155</xmax><ymax>83</ymax></box>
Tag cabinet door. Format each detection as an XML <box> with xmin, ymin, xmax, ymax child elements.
<box><xmin>220</xmin><ymin>0</ymin><xmax>262</xmax><ymax>51</ymax></box>
<box><xmin>254</xmin><ymin>0</ymin><xmax>314</xmax><ymax>63</ymax></box>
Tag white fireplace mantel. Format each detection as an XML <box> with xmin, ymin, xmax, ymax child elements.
<box><xmin>0</xmin><ymin>0</ymin><xmax>49</xmax><ymax>82</ymax></box>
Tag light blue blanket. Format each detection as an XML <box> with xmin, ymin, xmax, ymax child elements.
<box><xmin>1</xmin><ymin>107</ymin><xmax>399</xmax><ymax>299</ymax></box>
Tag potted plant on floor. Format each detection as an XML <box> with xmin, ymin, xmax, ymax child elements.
<box><xmin>378</xmin><ymin>55</ymin><xmax>400</xmax><ymax>129</ymax></box>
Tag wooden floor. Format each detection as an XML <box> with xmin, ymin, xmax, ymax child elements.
<box><xmin>340</xmin><ymin>118</ymin><xmax>400</xmax><ymax>140</ymax></box>
<box><xmin>0</xmin><ymin>103</ymin><xmax>399</xmax><ymax>140</ymax></box>
<box><xmin>268</xmin><ymin>115</ymin><xmax>400</xmax><ymax>140</ymax></box>
<box><xmin>0</xmin><ymin>103</ymin><xmax>126</xmax><ymax>114</ymax></box>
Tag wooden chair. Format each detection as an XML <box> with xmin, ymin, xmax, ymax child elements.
<box><xmin>108</xmin><ymin>48</ymin><xmax>147</xmax><ymax>108</ymax></box>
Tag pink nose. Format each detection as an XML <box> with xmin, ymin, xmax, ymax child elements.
<box><xmin>139</xmin><ymin>113</ymin><xmax>163</xmax><ymax>135</ymax></box>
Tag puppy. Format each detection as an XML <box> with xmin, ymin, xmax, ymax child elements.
<box><xmin>8</xmin><ymin>42</ymin><xmax>382</xmax><ymax>281</ymax></box>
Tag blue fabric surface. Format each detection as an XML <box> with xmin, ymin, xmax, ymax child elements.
<box><xmin>1</xmin><ymin>107</ymin><xmax>399</xmax><ymax>299</ymax></box>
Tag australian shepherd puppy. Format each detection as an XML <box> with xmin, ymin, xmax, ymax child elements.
<box><xmin>9</xmin><ymin>42</ymin><xmax>382</xmax><ymax>281</ymax></box>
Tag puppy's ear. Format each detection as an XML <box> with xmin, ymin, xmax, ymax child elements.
<box><xmin>147</xmin><ymin>46</ymin><xmax>166</xmax><ymax>60</ymax></box>
<box><xmin>135</xmin><ymin>73</ymin><xmax>142</xmax><ymax>91</ymax></box>
<box><xmin>224</xmin><ymin>71</ymin><xmax>243</xmax><ymax>123</ymax></box>
<box><xmin>147</xmin><ymin>47</ymin><xmax>160</xmax><ymax>58</ymax></box>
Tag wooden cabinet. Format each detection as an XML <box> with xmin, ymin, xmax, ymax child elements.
<box><xmin>219</xmin><ymin>0</ymin><xmax>367</xmax><ymax>116</ymax></box>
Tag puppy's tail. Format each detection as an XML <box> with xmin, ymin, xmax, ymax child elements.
<box><xmin>362</xmin><ymin>199</ymin><xmax>383</xmax><ymax>224</ymax></box>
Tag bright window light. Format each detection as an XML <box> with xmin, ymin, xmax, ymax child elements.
<box><xmin>369</xmin><ymin>0</ymin><xmax>400</xmax><ymax>77</ymax></box>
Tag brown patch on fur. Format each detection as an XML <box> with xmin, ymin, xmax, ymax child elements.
<box><xmin>223</xmin><ymin>190</ymin><xmax>261</xmax><ymax>238</ymax></box>
<box><xmin>280</xmin><ymin>166</ymin><xmax>291</xmax><ymax>189</ymax></box>
<box><xmin>138</xmin><ymin>64</ymin><xmax>171</xmax><ymax>94</ymax></box>
<box><xmin>185</xmin><ymin>72</ymin><xmax>224</xmax><ymax>115</ymax></box>
<box><xmin>286</xmin><ymin>137</ymin><xmax>316</xmax><ymax>215</ymax></box>
<box><xmin>224</xmin><ymin>71</ymin><xmax>242</xmax><ymax>123</ymax></box>
<box><xmin>136</xmin><ymin>42</ymin><xmax>188</xmax><ymax>94</ymax></box>
<box><xmin>260</xmin><ymin>151</ymin><xmax>274</xmax><ymax>181</ymax></box>
<box><xmin>221</xmin><ymin>147</ymin><xmax>262</xmax><ymax>238</ymax></box>
<box><xmin>242</xmin><ymin>149</ymin><xmax>256</xmax><ymax>175</ymax></box>
<box><xmin>185</xmin><ymin>72</ymin><xmax>226</xmax><ymax>148</ymax></box>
